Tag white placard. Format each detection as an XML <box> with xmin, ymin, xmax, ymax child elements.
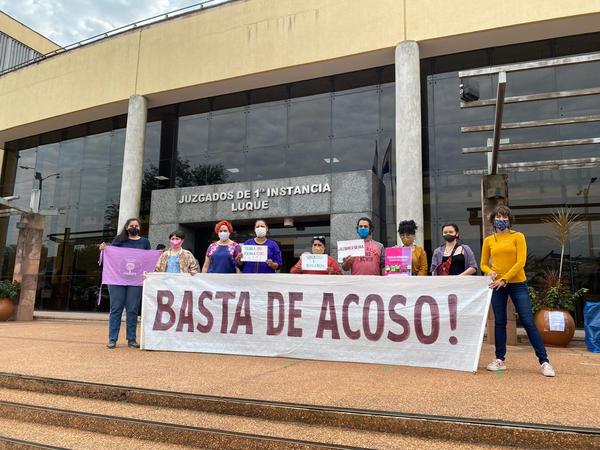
<box><xmin>241</xmin><ymin>244</ymin><xmax>268</xmax><ymax>262</ymax></box>
<box><xmin>301</xmin><ymin>253</ymin><xmax>328</xmax><ymax>271</ymax></box>
<box><xmin>548</xmin><ymin>311</ymin><xmax>566</xmax><ymax>332</ymax></box>
<box><xmin>142</xmin><ymin>274</ymin><xmax>492</xmax><ymax>372</ymax></box>
<box><xmin>336</xmin><ymin>239</ymin><xmax>365</xmax><ymax>263</ymax></box>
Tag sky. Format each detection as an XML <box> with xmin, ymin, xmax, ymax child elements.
<box><xmin>0</xmin><ymin>0</ymin><xmax>226</xmax><ymax>47</ymax></box>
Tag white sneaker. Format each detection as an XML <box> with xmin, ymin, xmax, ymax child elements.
<box><xmin>486</xmin><ymin>359</ymin><xmax>507</xmax><ymax>371</ymax></box>
<box><xmin>541</xmin><ymin>362</ymin><xmax>556</xmax><ymax>377</ymax></box>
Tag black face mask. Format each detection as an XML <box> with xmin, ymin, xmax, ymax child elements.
<box><xmin>128</xmin><ymin>227</ymin><xmax>140</xmax><ymax>236</ymax></box>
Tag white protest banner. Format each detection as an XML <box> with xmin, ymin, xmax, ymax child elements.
<box><xmin>336</xmin><ymin>239</ymin><xmax>365</xmax><ymax>263</ymax></box>
<box><xmin>301</xmin><ymin>254</ymin><xmax>328</xmax><ymax>271</ymax></box>
<box><xmin>240</xmin><ymin>245</ymin><xmax>268</xmax><ymax>262</ymax></box>
<box><xmin>142</xmin><ymin>274</ymin><xmax>491</xmax><ymax>372</ymax></box>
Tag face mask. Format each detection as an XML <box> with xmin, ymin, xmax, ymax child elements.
<box><xmin>312</xmin><ymin>245</ymin><xmax>325</xmax><ymax>254</ymax></box>
<box><xmin>401</xmin><ymin>236</ymin><xmax>414</xmax><ymax>246</ymax></box>
<box><xmin>255</xmin><ymin>227</ymin><xmax>267</xmax><ymax>238</ymax></box>
<box><xmin>218</xmin><ymin>231</ymin><xmax>230</xmax><ymax>241</ymax></box>
<box><xmin>127</xmin><ymin>227</ymin><xmax>139</xmax><ymax>236</ymax></box>
<box><xmin>493</xmin><ymin>219</ymin><xmax>510</xmax><ymax>231</ymax></box>
<box><xmin>170</xmin><ymin>238</ymin><xmax>182</xmax><ymax>249</ymax></box>
<box><xmin>357</xmin><ymin>228</ymin><xmax>370</xmax><ymax>239</ymax></box>
<box><xmin>443</xmin><ymin>234</ymin><xmax>457</xmax><ymax>242</ymax></box>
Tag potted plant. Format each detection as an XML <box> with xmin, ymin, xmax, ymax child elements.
<box><xmin>0</xmin><ymin>279</ymin><xmax>20</xmax><ymax>321</ymax></box>
<box><xmin>529</xmin><ymin>271</ymin><xmax>587</xmax><ymax>346</ymax></box>
<box><xmin>529</xmin><ymin>209</ymin><xmax>586</xmax><ymax>346</ymax></box>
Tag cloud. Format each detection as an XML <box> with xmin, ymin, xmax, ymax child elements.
<box><xmin>0</xmin><ymin>0</ymin><xmax>218</xmax><ymax>47</ymax></box>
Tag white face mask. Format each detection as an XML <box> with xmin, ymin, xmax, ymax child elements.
<box><xmin>255</xmin><ymin>226</ymin><xmax>267</xmax><ymax>238</ymax></box>
<box><xmin>218</xmin><ymin>231</ymin><xmax>230</xmax><ymax>241</ymax></box>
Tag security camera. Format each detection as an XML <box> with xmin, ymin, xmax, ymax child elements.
<box><xmin>459</xmin><ymin>83</ymin><xmax>479</xmax><ymax>102</ymax></box>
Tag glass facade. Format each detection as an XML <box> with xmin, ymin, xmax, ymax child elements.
<box><xmin>0</xmin><ymin>68</ymin><xmax>396</xmax><ymax>312</ymax></box>
<box><xmin>0</xmin><ymin>120</ymin><xmax>161</xmax><ymax>311</ymax></box>
<box><xmin>422</xmin><ymin>33</ymin><xmax>600</xmax><ymax>326</ymax></box>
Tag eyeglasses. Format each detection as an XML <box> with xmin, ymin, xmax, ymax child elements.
<box><xmin>313</xmin><ymin>235</ymin><xmax>325</xmax><ymax>240</ymax></box>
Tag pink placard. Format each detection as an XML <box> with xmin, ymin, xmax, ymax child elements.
<box><xmin>384</xmin><ymin>247</ymin><xmax>412</xmax><ymax>276</ymax></box>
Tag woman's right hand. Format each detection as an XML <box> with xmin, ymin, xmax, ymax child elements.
<box><xmin>235</xmin><ymin>252</ymin><xmax>243</xmax><ymax>263</ymax></box>
<box><xmin>487</xmin><ymin>271</ymin><xmax>497</xmax><ymax>281</ymax></box>
<box><xmin>99</xmin><ymin>242</ymin><xmax>108</xmax><ymax>251</ymax></box>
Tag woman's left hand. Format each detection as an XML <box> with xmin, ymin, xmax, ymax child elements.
<box><xmin>489</xmin><ymin>278</ymin><xmax>507</xmax><ymax>289</ymax></box>
<box><xmin>266</xmin><ymin>259</ymin><xmax>277</xmax><ymax>269</ymax></box>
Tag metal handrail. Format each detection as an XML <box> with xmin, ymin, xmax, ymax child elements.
<box><xmin>0</xmin><ymin>0</ymin><xmax>237</xmax><ymax>77</ymax></box>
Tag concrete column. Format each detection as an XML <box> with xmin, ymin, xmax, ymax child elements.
<box><xmin>117</xmin><ymin>95</ymin><xmax>148</xmax><ymax>231</ymax></box>
<box><xmin>395</xmin><ymin>41</ymin><xmax>424</xmax><ymax>245</ymax></box>
<box><xmin>13</xmin><ymin>214</ymin><xmax>45</xmax><ymax>321</ymax></box>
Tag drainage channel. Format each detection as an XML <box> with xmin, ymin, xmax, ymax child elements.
<box><xmin>0</xmin><ymin>400</ymin><xmax>364</xmax><ymax>450</ymax></box>
<box><xmin>0</xmin><ymin>372</ymin><xmax>599</xmax><ymax>449</ymax></box>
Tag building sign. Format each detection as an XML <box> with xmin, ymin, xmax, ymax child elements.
<box><xmin>177</xmin><ymin>183</ymin><xmax>331</xmax><ymax>212</ymax></box>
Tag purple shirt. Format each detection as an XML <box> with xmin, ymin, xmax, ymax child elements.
<box><xmin>240</xmin><ymin>238</ymin><xmax>282</xmax><ymax>273</ymax></box>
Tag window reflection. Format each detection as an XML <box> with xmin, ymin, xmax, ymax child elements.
<box><xmin>333</xmin><ymin>88</ymin><xmax>379</xmax><ymax>138</ymax></box>
<box><xmin>247</xmin><ymin>103</ymin><xmax>287</xmax><ymax>148</ymax></box>
<box><xmin>331</xmin><ymin>134</ymin><xmax>379</xmax><ymax>173</ymax></box>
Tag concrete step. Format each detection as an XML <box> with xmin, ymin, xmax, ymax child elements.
<box><xmin>0</xmin><ymin>386</ymin><xmax>496</xmax><ymax>450</ymax></box>
<box><xmin>0</xmin><ymin>417</ymin><xmax>189</xmax><ymax>450</ymax></box>
<box><xmin>1</xmin><ymin>372</ymin><xmax>599</xmax><ymax>449</ymax></box>
<box><xmin>1</xmin><ymin>373</ymin><xmax>599</xmax><ymax>449</ymax></box>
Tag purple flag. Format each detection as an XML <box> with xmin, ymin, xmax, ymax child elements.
<box><xmin>102</xmin><ymin>246</ymin><xmax>161</xmax><ymax>286</ymax></box>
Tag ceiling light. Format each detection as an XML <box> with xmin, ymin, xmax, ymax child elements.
<box><xmin>323</xmin><ymin>158</ymin><xmax>340</xmax><ymax>164</ymax></box>
<box><xmin>154</xmin><ymin>175</ymin><xmax>169</xmax><ymax>181</ymax></box>
<box><xmin>226</xmin><ymin>168</ymin><xmax>240</xmax><ymax>173</ymax></box>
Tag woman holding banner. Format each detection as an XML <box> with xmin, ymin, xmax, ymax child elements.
<box><xmin>481</xmin><ymin>205</ymin><xmax>555</xmax><ymax>377</ymax></box>
<box><xmin>201</xmin><ymin>221</ymin><xmax>241</xmax><ymax>274</ymax></box>
<box><xmin>290</xmin><ymin>236</ymin><xmax>342</xmax><ymax>275</ymax></box>
<box><xmin>155</xmin><ymin>230</ymin><xmax>199</xmax><ymax>274</ymax></box>
<box><xmin>430</xmin><ymin>224</ymin><xmax>477</xmax><ymax>276</ymax></box>
<box><xmin>398</xmin><ymin>220</ymin><xmax>428</xmax><ymax>276</ymax></box>
<box><xmin>99</xmin><ymin>218</ymin><xmax>151</xmax><ymax>349</ymax></box>
<box><xmin>236</xmin><ymin>219</ymin><xmax>282</xmax><ymax>273</ymax></box>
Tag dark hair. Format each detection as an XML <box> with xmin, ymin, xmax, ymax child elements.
<box><xmin>116</xmin><ymin>218</ymin><xmax>140</xmax><ymax>242</ymax></box>
<box><xmin>169</xmin><ymin>230</ymin><xmax>185</xmax><ymax>240</ymax></box>
<box><xmin>398</xmin><ymin>219</ymin><xmax>418</xmax><ymax>235</ymax></box>
<box><xmin>215</xmin><ymin>220</ymin><xmax>233</xmax><ymax>234</ymax></box>
<box><xmin>441</xmin><ymin>223</ymin><xmax>459</xmax><ymax>234</ymax></box>
<box><xmin>356</xmin><ymin>217</ymin><xmax>373</xmax><ymax>232</ymax></box>
<box><xmin>489</xmin><ymin>205</ymin><xmax>514</xmax><ymax>225</ymax></box>
<box><xmin>255</xmin><ymin>219</ymin><xmax>268</xmax><ymax>228</ymax></box>
<box><xmin>312</xmin><ymin>236</ymin><xmax>326</xmax><ymax>247</ymax></box>
<box><xmin>155</xmin><ymin>244</ymin><xmax>166</xmax><ymax>250</ymax></box>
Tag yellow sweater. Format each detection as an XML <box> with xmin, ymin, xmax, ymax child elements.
<box><xmin>480</xmin><ymin>231</ymin><xmax>527</xmax><ymax>283</ymax></box>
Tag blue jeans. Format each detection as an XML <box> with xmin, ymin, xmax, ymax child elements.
<box><xmin>491</xmin><ymin>281</ymin><xmax>549</xmax><ymax>364</ymax></box>
<box><xmin>107</xmin><ymin>285</ymin><xmax>142</xmax><ymax>342</ymax></box>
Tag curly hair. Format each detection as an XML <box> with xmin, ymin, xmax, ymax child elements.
<box><xmin>214</xmin><ymin>220</ymin><xmax>233</xmax><ymax>234</ymax></box>
<box><xmin>397</xmin><ymin>219</ymin><xmax>418</xmax><ymax>235</ymax></box>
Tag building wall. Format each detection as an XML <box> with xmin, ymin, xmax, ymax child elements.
<box><xmin>2</xmin><ymin>0</ymin><xmax>600</xmax><ymax>143</ymax></box>
<box><xmin>0</xmin><ymin>11</ymin><xmax>59</xmax><ymax>55</ymax></box>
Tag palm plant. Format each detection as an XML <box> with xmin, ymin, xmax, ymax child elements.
<box><xmin>543</xmin><ymin>208</ymin><xmax>583</xmax><ymax>281</ymax></box>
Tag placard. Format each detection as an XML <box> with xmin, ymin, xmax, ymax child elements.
<box><xmin>336</xmin><ymin>239</ymin><xmax>365</xmax><ymax>263</ymax></box>
<box><xmin>240</xmin><ymin>244</ymin><xmax>268</xmax><ymax>262</ymax></box>
<box><xmin>301</xmin><ymin>253</ymin><xmax>328</xmax><ymax>271</ymax></box>
<box><xmin>384</xmin><ymin>247</ymin><xmax>412</xmax><ymax>276</ymax></box>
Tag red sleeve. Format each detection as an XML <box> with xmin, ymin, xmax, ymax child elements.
<box><xmin>328</xmin><ymin>256</ymin><xmax>343</xmax><ymax>275</ymax></box>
